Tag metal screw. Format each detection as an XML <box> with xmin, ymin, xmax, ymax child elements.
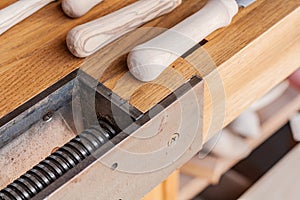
<box><xmin>168</xmin><ymin>133</ymin><xmax>180</xmax><ymax>146</ymax></box>
<box><xmin>43</xmin><ymin>111</ymin><xmax>53</xmax><ymax>122</ymax></box>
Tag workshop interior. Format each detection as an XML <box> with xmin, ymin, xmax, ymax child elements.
<box><xmin>0</xmin><ymin>0</ymin><xmax>300</xmax><ymax>199</ymax></box>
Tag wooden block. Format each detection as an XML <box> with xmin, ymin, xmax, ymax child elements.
<box><xmin>143</xmin><ymin>170</ymin><xmax>179</xmax><ymax>200</ymax></box>
<box><xmin>163</xmin><ymin>170</ymin><xmax>179</xmax><ymax>200</ymax></box>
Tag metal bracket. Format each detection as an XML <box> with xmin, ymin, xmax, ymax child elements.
<box><xmin>0</xmin><ymin>70</ymin><xmax>203</xmax><ymax>200</ymax></box>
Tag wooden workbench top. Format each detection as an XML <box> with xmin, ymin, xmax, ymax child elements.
<box><xmin>1</xmin><ymin>0</ymin><xmax>300</xmax><ymax>140</ymax></box>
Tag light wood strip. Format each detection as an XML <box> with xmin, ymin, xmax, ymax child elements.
<box><xmin>143</xmin><ymin>184</ymin><xmax>164</xmax><ymax>200</ymax></box>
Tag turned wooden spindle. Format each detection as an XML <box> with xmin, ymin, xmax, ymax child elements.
<box><xmin>67</xmin><ymin>0</ymin><xmax>182</xmax><ymax>58</ymax></box>
<box><xmin>61</xmin><ymin>0</ymin><xmax>103</xmax><ymax>18</ymax></box>
<box><xmin>229</xmin><ymin>109</ymin><xmax>261</xmax><ymax>139</ymax></box>
<box><xmin>290</xmin><ymin>113</ymin><xmax>300</xmax><ymax>142</ymax></box>
<box><xmin>204</xmin><ymin>129</ymin><xmax>251</xmax><ymax>159</ymax></box>
<box><xmin>0</xmin><ymin>0</ymin><xmax>56</xmax><ymax>36</ymax></box>
<box><xmin>250</xmin><ymin>81</ymin><xmax>289</xmax><ymax>111</ymax></box>
<box><xmin>230</xmin><ymin>82</ymin><xmax>289</xmax><ymax>139</ymax></box>
<box><xmin>128</xmin><ymin>0</ymin><xmax>239</xmax><ymax>82</ymax></box>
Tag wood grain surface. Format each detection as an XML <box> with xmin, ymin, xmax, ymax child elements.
<box><xmin>0</xmin><ymin>0</ymin><xmax>206</xmax><ymax>119</ymax></box>
<box><xmin>0</xmin><ymin>0</ymin><xmax>300</xmax><ymax>142</ymax></box>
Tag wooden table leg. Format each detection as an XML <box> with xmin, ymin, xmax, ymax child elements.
<box><xmin>143</xmin><ymin>170</ymin><xmax>179</xmax><ymax>200</ymax></box>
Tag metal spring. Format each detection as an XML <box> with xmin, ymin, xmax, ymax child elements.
<box><xmin>0</xmin><ymin>121</ymin><xmax>116</xmax><ymax>200</ymax></box>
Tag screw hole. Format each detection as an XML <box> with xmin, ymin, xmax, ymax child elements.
<box><xmin>43</xmin><ymin>111</ymin><xmax>53</xmax><ymax>122</ymax></box>
<box><xmin>111</xmin><ymin>163</ymin><xmax>118</xmax><ymax>171</ymax></box>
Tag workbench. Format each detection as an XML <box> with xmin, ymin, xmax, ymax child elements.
<box><xmin>0</xmin><ymin>0</ymin><xmax>299</xmax><ymax>199</ymax></box>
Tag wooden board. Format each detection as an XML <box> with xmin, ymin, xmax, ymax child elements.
<box><xmin>240</xmin><ymin>144</ymin><xmax>300</xmax><ymax>200</ymax></box>
<box><xmin>143</xmin><ymin>170</ymin><xmax>179</xmax><ymax>200</ymax></box>
<box><xmin>0</xmin><ymin>0</ymin><xmax>299</xmax><ymax>143</ymax></box>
